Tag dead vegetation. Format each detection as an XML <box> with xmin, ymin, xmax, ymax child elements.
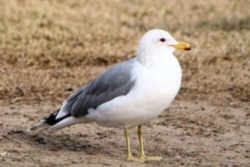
<box><xmin>0</xmin><ymin>0</ymin><xmax>250</xmax><ymax>166</ymax></box>
<box><xmin>0</xmin><ymin>0</ymin><xmax>249</xmax><ymax>107</ymax></box>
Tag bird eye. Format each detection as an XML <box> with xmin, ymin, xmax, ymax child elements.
<box><xmin>160</xmin><ymin>38</ymin><xmax>166</xmax><ymax>42</ymax></box>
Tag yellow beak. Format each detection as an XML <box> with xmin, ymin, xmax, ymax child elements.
<box><xmin>169</xmin><ymin>42</ymin><xmax>191</xmax><ymax>50</ymax></box>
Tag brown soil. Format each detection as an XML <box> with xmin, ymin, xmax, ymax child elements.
<box><xmin>1</xmin><ymin>101</ymin><xmax>250</xmax><ymax>167</ymax></box>
<box><xmin>0</xmin><ymin>0</ymin><xmax>249</xmax><ymax>166</ymax></box>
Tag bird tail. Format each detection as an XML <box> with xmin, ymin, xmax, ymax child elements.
<box><xmin>29</xmin><ymin>109</ymin><xmax>75</xmax><ymax>132</ymax></box>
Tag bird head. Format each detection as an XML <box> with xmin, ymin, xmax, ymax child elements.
<box><xmin>137</xmin><ymin>29</ymin><xmax>191</xmax><ymax>57</ymax></box>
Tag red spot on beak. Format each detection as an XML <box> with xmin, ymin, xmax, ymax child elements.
<box><xmin>184</xmin><ymin>47</ymin><xmax>191</xmax><ymax>51</ymax></box>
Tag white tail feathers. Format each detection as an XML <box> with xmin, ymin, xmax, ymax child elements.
<box><xmin>29</xmin><ymin>116</ymin><xmax>85</xmax><ymax>133</ymax></box>
<box><xmin>28</xmin><ymin>119</ymin><xmax>49</xmax><ymax>132</ymax></box>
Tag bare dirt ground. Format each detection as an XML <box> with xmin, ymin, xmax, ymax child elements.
<box><xmin>0</xmin><ymin>101</ymin><xmax>250</xmax><ymax>167</ymax></box>
<box><xmin>0</xmin><ymin>0</ymin><xmax>249</xmax><ymax>166</ymax></box>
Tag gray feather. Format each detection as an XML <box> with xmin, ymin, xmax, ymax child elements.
<box><xmin>61</xmin><ymin>58</ymin><xmax>136</xmax><ymax>117</ymax></box>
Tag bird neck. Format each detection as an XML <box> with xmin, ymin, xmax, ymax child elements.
<box><xmin>136</xmin><ymin>47</ymin><xmax>177</xmax><ymax>69</ymax></box>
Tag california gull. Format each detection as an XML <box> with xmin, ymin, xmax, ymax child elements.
<box><xmin>30</xmin><ymin>29</ymin><xmax>191</xmax><ymax>162</ymax></box>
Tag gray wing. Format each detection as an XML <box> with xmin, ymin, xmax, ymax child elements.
<box><xmin>62</xmin><ymin>58</ymin><xmax>136</xmax><ymax>117</ymax></box>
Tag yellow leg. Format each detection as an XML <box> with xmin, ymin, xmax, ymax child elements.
<box><xmin>137</xmin><ymin>125</ymin><xmax>162</xmax><ymax>161</ymax></box>
<box><xmin>124</xmin><ymin>129</ymin><xmax>144</xmax><ymax>162</ymax></box>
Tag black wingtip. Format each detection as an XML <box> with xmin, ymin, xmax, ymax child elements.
<box><xmin>44</xmin><ymin>109</ymin><xmax>71</xmax><ymax>125</ymax></box>
<box><xmin>44</xmin><ymin>109</ymin><xmax>60</xmax><ymax>125</ymax></box>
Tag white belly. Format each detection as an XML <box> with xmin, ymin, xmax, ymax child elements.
<box><xmin>87</xmin><ymin>60</ymin><xmax>182</xmax><ymax>128</ymax></box>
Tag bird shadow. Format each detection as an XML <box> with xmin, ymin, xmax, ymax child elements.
<box><xmin>5</xmin><ymin>129</ymin><xmax>113</xmax><ymax>156</ymax></box>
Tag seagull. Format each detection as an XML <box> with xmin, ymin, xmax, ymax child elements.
<box><xmin>30</xmin><ymin>29</ymin><xmax>191</xmax><ymax>162</ymax></box>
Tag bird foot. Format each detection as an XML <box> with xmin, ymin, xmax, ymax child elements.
<box><xmin>142</xmin><ymin>155</ymin><xmax>162</xmax><ymax>161</ymax></box>
<box><xmin>127</xmin><ymin>155</ymin><xmax>145</xmax><ymax>162</ymax></box>
<box><xmin>127</xmin><ymin>155</ymin><xmax>162</xmax><ymax>162</ymax></box>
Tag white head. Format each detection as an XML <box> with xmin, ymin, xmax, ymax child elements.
<box><xmin>136</xmin><ymin>29</ymin><xmax>191</xmax><ymax>65</ymax></box>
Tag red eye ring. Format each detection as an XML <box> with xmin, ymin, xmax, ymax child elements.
<box><xmin>160</xmin><ymin>38</ymin><xmax>166</xmax><ymax>42</ymax></box>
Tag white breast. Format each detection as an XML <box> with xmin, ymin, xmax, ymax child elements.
<box><xmin>128</xmin><ymin>57</ymin><xmax>182</xmax><ymax>117</ymax></box>
<box><xmin>87</xmin><ymin>56</ymin><xmax>182</xmax><ymax>128</ymax></box>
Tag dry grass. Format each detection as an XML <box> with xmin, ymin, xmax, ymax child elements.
<box><xmin>0</xmin><ymin>0</ymin><xmax>249</xmax><ymax>107</ymax></box>
<box><xmin>0</xmin><ymin>1</ymin><xmax>250</xmax><ymax>166</ymax></box>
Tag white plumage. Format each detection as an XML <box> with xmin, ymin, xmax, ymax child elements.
<box><xmin>31</xmin><ymin>29</ymin><xmax>191</xmax><ymax>162</ymax></box>
<box><xmin>87</xmin><ymin>48</ymin><xmax>182</xmax><ymax>128</ymax></box>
